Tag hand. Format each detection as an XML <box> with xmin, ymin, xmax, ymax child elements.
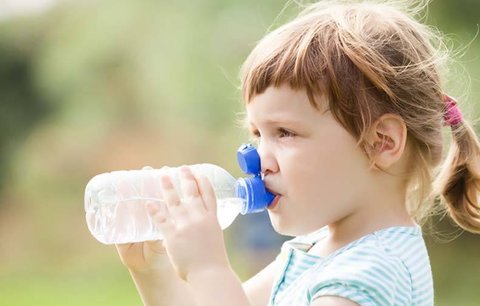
<box><xmin>147</xmin><ymin>166</ymin><xmax>231</xmax><ymax>281</ymax></box>
<box><xmin>115</xmin><ymin>238</ymin><xmax>169</xmax><ymax>273</ymax></box>
<box><xmin>115</xmin><ymin>166</ymin><xmax>171</xmax><ymax>273</ymax></box>
<box><xmin>115</xmin><ymin>232</ymin><xmax>196</xmax><ymax>306</ymax></box>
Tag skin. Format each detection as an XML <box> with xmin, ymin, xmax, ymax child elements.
<box><xmin>118</xmin><ymin>84</ymin><xmax>416</xmax><ymax>305</ymax></box>
<box><xmin>247</xmin><ymin>85</ymin><xmax>415</xmax><ymax>255</ymax></box>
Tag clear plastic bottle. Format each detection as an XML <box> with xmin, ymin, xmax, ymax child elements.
<box><xmin>85</xmin><ymin>143</ymin><xmax>275</xmax><ymax>244</ymax></box>
<box><xmin>85</xmin><ymin>164</ymin><xmax>248</xmax><ymax>244</ymax></box>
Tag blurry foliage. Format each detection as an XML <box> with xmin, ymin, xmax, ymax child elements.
<box><xmin>0</xmin><ymin>22</ymin><xmax>51</xmax><ymax>188</ymax></box>
<box><xmin>0</xmin><ymin>0</ymin><xmax>479</xmax><ymax>305</ymax></box>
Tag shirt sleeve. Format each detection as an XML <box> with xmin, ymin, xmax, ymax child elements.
<box><xmin>308</xmin><ymin>246</ymin><xmax>412</xmax><ymax>306</ymax></box>
<box><xmin>310</xmin><ymin>280</ymin><xmax>381</xmax><ymax>306</ymax></box>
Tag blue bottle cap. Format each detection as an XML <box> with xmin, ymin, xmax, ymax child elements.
<box><xmin>235</xmin><ymin>143</ymin><xmax>274</xmax><ymax>214</ymax></box>
<box><xmin>237</xmin><ymin>143</ymin><xmax>261</xmax><ymax>175</ymax></box>
<box><xmin>235</xmin><ymin>177</ymin><xmax>275</xmax><ymax>214</ymax></box>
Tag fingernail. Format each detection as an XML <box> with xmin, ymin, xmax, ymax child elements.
<box><xmin>179</xmin><ymin>166</ymin><xmax>191</xmax><ymax>177</ymax></box>
<box><xmin>160</xmin><ymin>175</ymin><xmax>173</xmax><ymax>188</ymax></box>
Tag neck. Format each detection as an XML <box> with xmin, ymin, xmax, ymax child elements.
<box><xmin>328</xmin><ymin>179</ymin><xmax>415</xmax><ymax>246</ymax></box>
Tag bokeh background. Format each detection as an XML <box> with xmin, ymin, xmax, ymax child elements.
<box><xmin>0</xmin><ymin>0</ymin><xmax>479</xmax><ymax>305</ymax></box>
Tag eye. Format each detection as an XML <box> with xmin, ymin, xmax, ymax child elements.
<box><xmin>278</xmin><ymin>128</ymin><xmax>296</xmax><ymax>138</ymax></box>
<box><xmin>249</xmin><ymin>129</ymin><xmax>261</xmax><ymax>143</ymax></box>
<box><xmin>250</xmin><ymin>129</ymin><xmax>260</xmax><ymax>138</ymax></box>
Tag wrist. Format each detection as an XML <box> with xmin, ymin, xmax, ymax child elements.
<box><xmin>130</xmin><ymin>264</ymin><xmax>192</xmax><ymax>306</ymax></box>
<box><xmin>186</xmin><ymin>264</ymin><xmax>232</xmax><ymax>284</ymax></box>
<box><xmin>127</xmin><ymin>254</ymin><xmax>173</xmax><ymax>275</ymax></box>
<box><xmin>128</xmin><ymin>263</ymin><xmax>169</xmax><ymax>275</ymax></box>
<box><xmin>128</xmin><ymin>257</ymin><xmax>178</xmax><ymax>287</ymax></box>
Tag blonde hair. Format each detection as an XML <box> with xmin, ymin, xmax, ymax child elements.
<box><xmin>240</xmin><ymin>0</ymin><xmax>480</xmax><ymax>232</ymax></box>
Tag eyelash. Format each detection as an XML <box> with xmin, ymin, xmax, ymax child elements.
<box><xmin>278</xmin><ymin>128</ymin><xmax>296</xmax><ymax>138</ymax></box>
<box><xmin>251</xmin><ymin>128</ymin><xmax>296</xmax><ymax>139</ymax></box>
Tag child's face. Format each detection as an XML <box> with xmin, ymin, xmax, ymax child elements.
<box><xmin>246</xmin><ymin>85</ymin><xmax>374</xmax><ymax>236</ymax></box>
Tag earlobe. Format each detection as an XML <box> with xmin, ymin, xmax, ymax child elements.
<box><xmin>369</xmin><ymin>114</ymin><xmax>407</xmax><ymax>169</ymax></box>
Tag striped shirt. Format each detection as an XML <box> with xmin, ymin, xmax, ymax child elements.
<box><xmin>269</xmin><ymin>225</ymin><xmax>433</xmax><ymax>305</ymax></box>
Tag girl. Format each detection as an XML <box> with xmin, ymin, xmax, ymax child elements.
<box><xmin>116</xmin><ymin>1</ymin><xmax>480</xmax><ymax>305</ymax></box>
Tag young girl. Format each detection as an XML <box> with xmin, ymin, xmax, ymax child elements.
<box><xmin>116</xmin><ymin>1</ymin><xmax>480</xmax><ymax>305</ymax></box>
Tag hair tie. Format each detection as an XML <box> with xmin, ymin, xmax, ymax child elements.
<box><xmin>444</xmin><ymin>95</ymin><xmax>463</xmax><ymax>127</ymax></box>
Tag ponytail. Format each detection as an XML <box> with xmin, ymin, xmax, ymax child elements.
<box><xmin>435</xmin><ymin>116</ymin><xmax>480</xmax><ymax>233</ymax></box>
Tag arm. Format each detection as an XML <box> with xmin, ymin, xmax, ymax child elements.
<box><xmin>123</xmin><ymin>246</ymin><xmax>278</xmax><ymax>306</ymax></box>
<box><xmin>187</xmin><ymin>266</ymin><xmax>249</xmax><ymax>306</ymax></box>
<box><xmin>243</xmin><ymin>260</ymin><xmax>278</xmax><ymax>306</ymax></box>
<box><xmin>127</xmin><ymin>260</ymin><xmax>194</xmax><ymax>306</ymax></box>
<box><xmin>128</xmin><ymin>266</ymin><xmax>182</xmax><ymax>306</ymax></box>
<box><xmin>186</xmin><ymin>258</ymin><xmax>279</xmax><ymax>306</ymax></box>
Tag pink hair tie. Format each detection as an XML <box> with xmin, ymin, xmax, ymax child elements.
<box><xmin>443</xmin><ymin>95</ymin><xmax>463</xmax><ymax>126</ymax></box>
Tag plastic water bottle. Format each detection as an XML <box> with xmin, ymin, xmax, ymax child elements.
<box><xmin>84</xmin><ymin>144</ymin><xmax>274</xmax><ymax>244</ymax></box>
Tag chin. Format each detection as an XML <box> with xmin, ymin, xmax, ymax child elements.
<box><xmin>268</xmin><ymin>213</ymin><xmax>304</xmax><ymax>237</ymax></box>
<box><xmin>268</xmin><ymin>211</ymin><xmax>327</xmax><ymax>237</ymax></box>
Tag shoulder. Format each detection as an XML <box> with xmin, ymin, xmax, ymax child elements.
<box><xmin>309</xmin><ymin>226</ymin><xmax>425</xmax><ymax>305</ymax></box>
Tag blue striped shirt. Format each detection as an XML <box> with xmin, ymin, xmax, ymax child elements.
<box><xmin>269</xmin><ymin>225</ymin><xmax>433</xmax><ymax>305</ymax></box>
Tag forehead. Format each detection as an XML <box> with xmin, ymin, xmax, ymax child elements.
<box><xmin>245</xmin><ymin>85</ymin><xmax>327</xmax><ymax>125</ymax></box>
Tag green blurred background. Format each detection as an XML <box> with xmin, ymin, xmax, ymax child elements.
<box><xmin>0</xmin><ymin>0</ymin><xmax>479</xmax><ymax>305</ymax></box>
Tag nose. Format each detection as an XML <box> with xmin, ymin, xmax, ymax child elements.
<box><xmin>257</xmin><ymin>141</ymin><xmax>279</xmax><ymax>175</ymax></box>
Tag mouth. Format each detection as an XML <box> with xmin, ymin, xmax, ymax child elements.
<box><xmin>265</xmin><ymin>186</ymin><xmax>282</xmax><ymax>211</ymax></box>
<box><xmin>265</xmin><ymin>187</ymin><xmax>282</xmax><ymax>210</ymax></box>
<box><xmin>266</xmin><ymin>186</ymin><xmax>281</xmax><ymax>197</ymax></box>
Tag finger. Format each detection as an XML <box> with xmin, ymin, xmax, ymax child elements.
<box><xmin>195</xmin><ymin>174</ymin><xmax>217</xmax><ymax>214</ymax></box>
<box><xmin>113</xmin><ymin>178</ymin><xmax>137</xmax><ymax>235</ymax></box>
<box><xmin>145</xmin><ymin>200</ymin><xmax>168</xmax><ymax>235</ymax></box>
<box><xmin>146</xmin><ymin>202</ymin><xmax>174</xmax><ymax>237</ymax></box>
<box><xmin>137</xmin><ymin>174</ymin><xmax>161</xmax><ymax>236</ymax></box>
<box><xmin>179</xmin><ymin>166</ymin><xmax>207</xmax><ymax>217</ymax></box>
<box><xmin>160</xmin><ymin>174</ymin><xmax>188</xmax><ymax>220</ymax></box>
<box><xmin>141</xmin><ymin>166</ymin><xmax>162</xmax><ymax>199</ymax></box>
<box><xmin>115</xmin><ymin>173</ymin><xmax>136</xmax><ymax>198</ymax></box>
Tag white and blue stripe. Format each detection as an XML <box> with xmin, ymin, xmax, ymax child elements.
<box><xmin>269</xmin><ymin>225</ymin><xmax>433</xmax><ymax>305</ymax></box>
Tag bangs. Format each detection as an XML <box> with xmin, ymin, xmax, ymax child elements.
<box><xmin>240</xmin><ymin>15</ymin><xmax>331</xmax><ymax>109</ymax></box>
<box><xmin>239</xmin><ymin>8</ymin><xmax>376</xmax><ymax>141</ymax></box>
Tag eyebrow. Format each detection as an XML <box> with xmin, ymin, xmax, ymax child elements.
<box><xmin>247</xmin><ymin>117</ymin><xmax>304</xmax><ymax>128</ymax></box>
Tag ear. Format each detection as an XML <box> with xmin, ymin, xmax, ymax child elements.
<box><xmin>367</xmin><ymin>114</ymin><xmax>407</xmax><ymax>169</ymax></box>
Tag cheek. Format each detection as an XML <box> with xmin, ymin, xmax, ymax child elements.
<box><xmin>288</xmin><ymin>140</ymin><xmax>366</xmax><ymax>205</ymax></box>
<box><xmin>293</xmin><ymin>161</ymin><xmax>340</xmax><ymax>206</ymax></box>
